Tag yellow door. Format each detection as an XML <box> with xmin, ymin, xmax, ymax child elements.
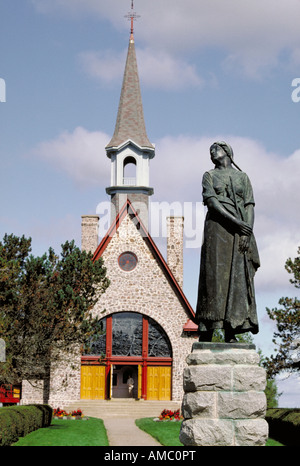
<box><xmin>138</xmin><ymin>365</ymin><xmax>142</xmax><ymax>399</ymax></box>
<box><xmin>147</xmin><ymin>366</ymin><xmax>171</xmax><ymax>400</ymax></box>
<box><xmin>81</xmin><ymin>365</ymin><xmax>106</xmax><ymax>400</ymax></box>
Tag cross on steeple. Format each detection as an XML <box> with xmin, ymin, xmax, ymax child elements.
<box><xmin>106</xmin><ymin>0</ymin><xmax>154</xmax><ymax>230</ymax></box>
<box><xmin>124</xmin><ymin>0</ymin><xmax>140</xmax><ymax>38</ymax></box>
<box><xmin>106</xmin><ymin>0</ymin><xmax>153</xmax><ymax>152</ymax></box>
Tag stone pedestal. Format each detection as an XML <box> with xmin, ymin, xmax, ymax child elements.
<box><xmin>179</xmin><ymin>342</ymin><xmax>269</xmax><ymax>446</ymax></box>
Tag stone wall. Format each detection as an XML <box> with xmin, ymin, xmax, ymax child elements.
<box><xmin>21</xmin><ymin>380</ymin><xmax>47</xmax><ymax>405</ymax></box>
<box><xmin>47</xmin><ymin>348</ymin><xmax>82</xmax><ymax>407</ymax></box>
<box><xmin>180</xmin><ymin>342</ymin><xmax>269</xmax><ymax>446</ymax></box>
<box><xmin>167</xmin><ymin>216</ymin><xmax>184</xmax><ymax>289</ymax></box>
<box><xmin>21</xmin><ymin>349</ymin><xmax>81</xmax><ymax>408</ymax></box>
<box><xmin>81</xmin><ymin>215</ymin><xmax>99</xmax><ymax>253</ymax></box>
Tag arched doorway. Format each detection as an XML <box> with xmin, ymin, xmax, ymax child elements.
<box><xmin>81</xmin><ymin>312</ymin><xmax>172</xmax><ymax>400</ymax></box>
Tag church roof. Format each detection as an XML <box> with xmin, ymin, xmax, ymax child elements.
<box><xmin>105</xmin><ymin>34</ymin><xmax>154</xmax><ymax>152</ymax></box>
<box><xmin>93</xmin><ymin>199</ymin><xmax>196</xmax><ymax>329</ymax></box>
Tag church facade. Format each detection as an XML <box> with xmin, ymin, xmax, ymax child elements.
<box><xmin>21</xmin><ymin>17</ymin><xmax>197</xmax><ymax>406</ymax></box>
<box><xmin>80</xmin><ymin>201</ymin><xmax>196</xmax><ymax>402</ymax></box>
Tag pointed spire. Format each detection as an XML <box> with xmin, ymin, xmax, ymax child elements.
<box><xmin>106</xmin><ymin>2</ymin><xmax>154</xmax><ymax>153</ymax></box>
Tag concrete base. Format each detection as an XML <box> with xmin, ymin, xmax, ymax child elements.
<box><xmin>179</xmin><ymin>342</ymin><xmax>269</xmax><ymax>446</ymax></box>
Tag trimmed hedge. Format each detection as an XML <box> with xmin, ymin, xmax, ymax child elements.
<box><xmin>0</xmin><ymin>404</ymin><xmax>52</xmax><ymax>446</ymax></box>
<box><xmin>266</xmin><ymin>408</ymin><xmax>300</xmax><ymax>446</ymax></box>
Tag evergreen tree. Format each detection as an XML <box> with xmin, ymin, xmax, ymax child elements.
<box><xmin>0</xmin><ymin>234</ymin><xmax>109</xmax><ymax>385</ymax></box>
<box><xmin>264</xmin><ymin>247</ymin><xmax>300</xmax><ymax>379</ymax></box>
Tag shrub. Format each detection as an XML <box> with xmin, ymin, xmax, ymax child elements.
<box><xmin>0</xmin><ymin>404</ymin><xmax>52</xmax><ymax>446</ymax></box>
<box><xmin>0</xmin><ymin>409</ymin><xmax>23</xmax><ymax>446</ymax></box>
<box><xmin>33</xmin><ymin>404</ymin><xmax>53</xmax><ymax>426</ymax></box>
<box><xmin>266</xmin><ymin>408</ymin><xmax>300</xmax><ymax>446</ymax></box>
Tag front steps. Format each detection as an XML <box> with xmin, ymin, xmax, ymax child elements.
<box><xmin>65</xmin><ymin>399</ymin><xmax>181</xmax><ymax>419</ymax></box>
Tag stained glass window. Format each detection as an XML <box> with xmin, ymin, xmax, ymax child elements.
<box><xmin>118</xmin><ymin>252</ymin><xmax>137</xmax><ymax>271</ymax></box>
<box><xmin>112</xmin><ymin>313</ymin><xmax>143</xmax><ymax>356</ymax></box>
<box><xmin>83</xmin><ymin>313</ymin><xmax>172</xmax><ymax>359</ymax></box>
<box><xmin>83</xmin><ymin>318</ymin><xmax>106</xmax><ymax>355</ymax></box>
<box><xmin>148</xmin><ymin>317</ymin><xmax>172</xmax><ymax>357</ymax></box>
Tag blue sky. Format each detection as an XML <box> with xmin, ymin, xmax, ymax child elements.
<box><xmin>1</xmin><ymin>1</ymin><xmax>300</xmax><ymax>407</ymax></box>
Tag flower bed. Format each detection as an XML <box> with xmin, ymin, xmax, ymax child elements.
<box><xmin>53</xmin><ymin>408</ymin><xmax>86</xmax><ymax>420</ymax></box>
<box><xmin>155</xmin><ymin>409</ymin><xmax>183</xmax><ymax>422</ymax></box>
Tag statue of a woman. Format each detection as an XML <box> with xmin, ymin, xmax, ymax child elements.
<box><xmin>195</xmin><ymin>141</ymin><xmax>260</xmax><ymax>343</ymax></box>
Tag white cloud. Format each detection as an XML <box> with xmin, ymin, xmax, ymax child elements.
<box><xmin>32</xmin><ymin>0</ymin><xmax>300</xmax><ymax>78</ymax></box>
<box><xmin>30</xmin><ymin>0</ymin><xmax>105</xmax><ymax>17</ymax></box>
<box><xmin>276</xmin><ymin>373</ymin><xmax>300</xmax><ymax>408</ymax></box>
<box><xmin>137</xmin><ymin>48</ymin><xmax>203</xmax><ymax>90</ymax></box>
<box><xmin>79</xmin><ymin>47</ymin><xmax>204</xmax><ymax>91</ymax></box>
<box><xmin>78</xmin><ymin>49</ymin><xmax>126</xmax><ymax>87</ymax></box>
<box><xmin>31</xmin><ymin>126</ymin><xmax>110</xmax><ymax>187</ymax></box>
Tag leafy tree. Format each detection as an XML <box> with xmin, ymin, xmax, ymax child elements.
<box><xmin>0</xmin><ymin>234</ymin><xmax>110</xmax><ymax>386</ymax></box>
<box><xmin>264</xmin><ymin>247</ymin><xmax>300</xmax><ymax>379</ymax></box>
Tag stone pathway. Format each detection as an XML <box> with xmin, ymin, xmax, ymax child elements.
<box><xmin>103</xmin><ymin>417</ymin><xmax>161</xmax><ymax>446</ymax></box>
<box><xmin>65</xmin><ymin>399</ymin><xmax>181</xmax><ymax>447</ymax></box>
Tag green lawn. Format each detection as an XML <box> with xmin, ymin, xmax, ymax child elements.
<box><xmin>13</xmin><ymin>417</ymin><xmax>109</xmax><ymax>446</ymax></box>
<box><xmin>135</xmin><ymin>418</ymin><xmax>284</xmax><ymax>447</ymax></box>
<box><xmin>136</xmin><ymin>418</ymin><xmax>183</xmax><ymax>446</ymax></box>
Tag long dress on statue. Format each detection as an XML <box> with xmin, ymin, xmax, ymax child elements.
<box><xmin>195</xmin><ymin>168</ymin><xmax>260</xmax><ymax>335</ymax></box>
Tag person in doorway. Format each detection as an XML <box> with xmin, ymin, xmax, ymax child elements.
<box><xmin>127</xmin><ymin>374</ymin><xmax>134</xmax><ymax>397</ymax></box>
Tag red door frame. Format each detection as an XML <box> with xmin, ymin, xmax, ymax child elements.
<box><xmin>81</xmin><ymin>314</ymin><xmax>172</xmax><ymax>400</ymax></box>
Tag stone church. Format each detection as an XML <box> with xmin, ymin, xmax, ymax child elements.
<box><xmin>21</xmin><ymin>19</ymin><xmax>197</xmax><ymax>406</ymax></box>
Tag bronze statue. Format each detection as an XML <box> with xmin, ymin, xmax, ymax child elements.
<box><xmin>195</xmin><ymin>141</ymin><xmax>260</xmax><ymax>343</ymax></box>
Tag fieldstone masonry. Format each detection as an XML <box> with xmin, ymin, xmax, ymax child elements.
<box><xmin>21</xmin><ymin>348</ymin><xmax>81</xmax><ymax>407</ymax></box>
<box><xmin>167</xmin><ymin>216</ymin><xmax>184</xmax><ymax>289</ymax></box>
<box><xmin>81</xmin><ymin>215</ymin><xmax>99</xmax><ymax>254</ymax></box>
<box><xmin>180</xmin><ymin>342</ymin><xmax>269</xmax><ymax>446</ymax></box>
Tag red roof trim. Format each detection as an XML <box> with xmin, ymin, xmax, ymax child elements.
<box><xmin>93</xmin><ymin>203</ymin><xmax>128</xmax><ymax>261</ymax></box>
<box><xmin>92</xmin><ymin>199</ymin><xmax>196</xmax><ymax>322</ymax></box>
<box><xmin>183</xmin><ymin>319</ymin><xmax>198</xmax><ymax>332</ymax></box>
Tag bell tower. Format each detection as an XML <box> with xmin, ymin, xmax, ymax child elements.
<box><xmin>105</xmin><ymin>1</ymin><xmax>155</xmax><ymax>230</ymax></box>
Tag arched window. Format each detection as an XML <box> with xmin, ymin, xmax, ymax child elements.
<box><xmin>83</xmin><ymin>313</ymin><xmax>172</xmax><ymax>359</ymax></box>
<box><xmin>148</xmin><ymin>317</ymin><xmax>172</xmax><ymax>357</ymax></box>
<box><xmin>84</xmin><ymin>319</ymin><xmax>106</xmax><ymax>356</ymax></box>
<box><xmin>123</xmin><ymin>156</ymin><xmax>136</xmax><ymax>186</ymax></box>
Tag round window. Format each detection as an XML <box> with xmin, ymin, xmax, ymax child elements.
<box><xmin>118</xmin><ymin>252</ymin><xmax>138</xmax><ymax>271</ymax></box>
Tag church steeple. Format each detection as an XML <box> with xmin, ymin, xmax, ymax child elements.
<box><xmin>106</xmin><ymin>2</ymin><xmax>154</xmax><ymax>153</ymax></box>
<box><xmin>106</xmin><ymin>2</ymin><xmax>155</xmax><ymax>230</ymax></box>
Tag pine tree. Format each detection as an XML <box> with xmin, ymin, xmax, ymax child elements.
<box><xmin>0</xmin><ymin>234</ymin><xmax>109</xmax><ymax>386</ymax></box>
<box><xmin>264</xmin><ymin>247</ymin><xmax>300</xmax><ymax>378</ymax></box>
